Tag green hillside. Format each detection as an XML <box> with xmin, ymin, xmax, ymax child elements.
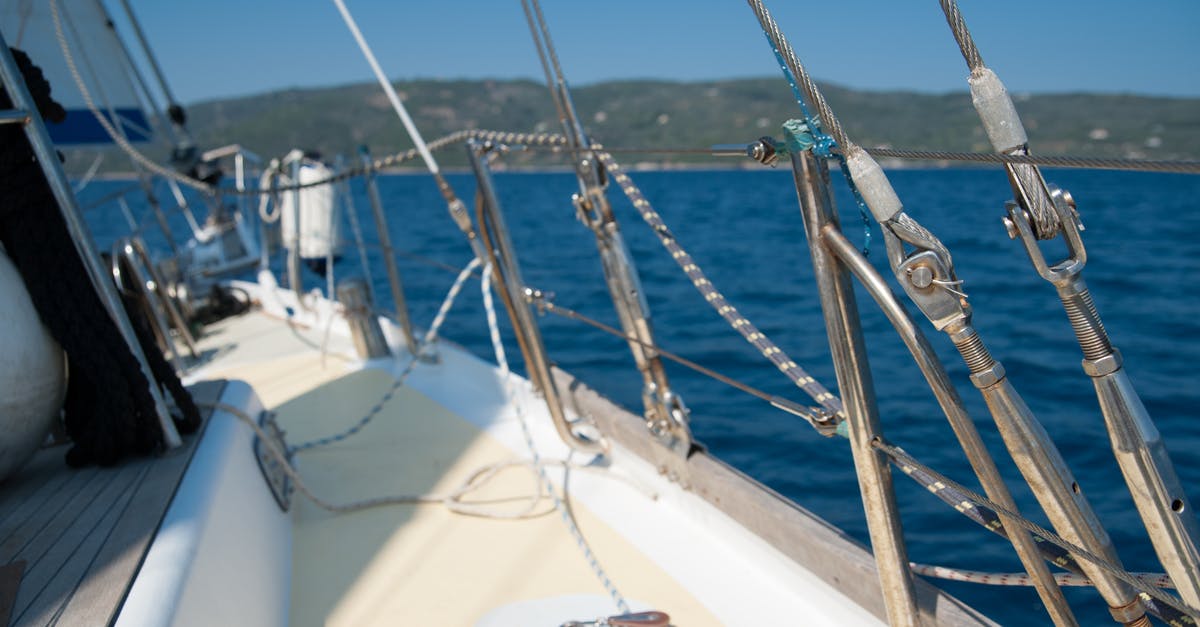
<box><xmin>71</xmin><ymin>78</ymin><xmax>1200</xmax><ymax>172</ymax></box>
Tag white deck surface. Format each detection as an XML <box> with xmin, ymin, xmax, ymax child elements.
<box><xmin>185</xmin><ymin>288</ymin><xmax>885</xmax><ymax>626</ymax></box>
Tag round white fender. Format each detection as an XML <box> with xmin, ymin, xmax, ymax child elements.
<box><xmin>279</xmin><ymin>153</ymin><xmax>341</xmax><ymax>260</ymax></box>
<box><xmin>0</xmin><ymin>246</ymin><xmax>65</xmax><ymax>481</ymax></box>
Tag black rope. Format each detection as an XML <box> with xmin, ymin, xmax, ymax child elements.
<box><xmin>0</xmin><ymin>48</ymin><xmax>198</xmax><ymax>467</ymax></box>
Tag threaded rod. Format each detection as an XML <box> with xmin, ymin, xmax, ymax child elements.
<box><xmin>1060</xmin><ymin>287</ymin><xmax>1112</xmax><ymax>362</ymax></box>
<box><xmin>953</xmin><ymin>328</ymin><xmax>996</xmax><ymax>375</ymax></box>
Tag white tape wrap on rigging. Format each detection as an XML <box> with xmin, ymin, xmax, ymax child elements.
<box><xmin>969</xmin><ymin>67</ymin><xmax>1029</xmax><ymax>153</ymax></box>
<box><xmin>845</xmin><ymin>147</ymin><xmax>903</xmax><ymax>224</ymax></box>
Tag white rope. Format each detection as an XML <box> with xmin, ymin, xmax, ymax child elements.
<box><xmin>257</xmin><ymin>165</ymin><xmax>281</xmax><ymax>224</ymax></box>
<box><xmin>205</xmin><ymin>401</ymin><xmax>557</xmax><ymax>518</ymax></box>
<box><xmin>481</xmin><ymin>262</ymin><xmax>509</xmax><ymax>377</ymax></box>
<box><xmin>329</xmin><ymin>0</ymin><xmax>441</xmax><ymax>176</ymax></box>
<box><xmin>481</xmin><ymin>261</ymin><xmax>631</xmax><ymax>614</ymax></box>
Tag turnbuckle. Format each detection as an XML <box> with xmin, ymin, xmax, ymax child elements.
<box><xmin>1004</xmin><ymin>176</ymin><xmax>1200</xmax><ymax>608</ymax></box>
<box><xmin>880</xmin><ymin>210</ymin><xmax>1143</xmax><ymax>617</ymax></box>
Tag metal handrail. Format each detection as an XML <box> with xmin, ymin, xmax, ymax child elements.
<box><xmin>359</xmin><ymin>147</ymin><xmax>418</xmax><ymax>356</ymax></box>
<box><xmin>465</xmin><ymin>140</ymin><xmax>605</xmax><ymax>455</ymax></box>
<box><xmin>113</xmin><ymin>237</ymin><xmax>198</xmax><ymax>362</ymax></box>
<box><xmin>818</xmin><ymin>225</ymin><xmax>1078</xmax><ymax>622</ymax></box>
<box><xmin>789</xmin><ymin>149</ymin><xmax>920</xmax><ymax>625</ymax></box>
<box><xmin>518</xmin><ymin>0</ymin><xmax>693</xmax><ymax>476</ymax></box>
<box><xmin>112</xmin><ymin>238</ymin><xmax>184</xmax><ymax>373</ymax></box>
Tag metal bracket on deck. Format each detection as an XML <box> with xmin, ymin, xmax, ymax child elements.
<box><xmin>253</xmin><ymin>411</ymin><xmax>294</xmax><ymax>512</ymax></box>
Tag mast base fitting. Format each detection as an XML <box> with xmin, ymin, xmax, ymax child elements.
<box><xmin>1082</xmin><ymin>350</ymin><xmax>1123</xmax><ymax>377</ymax></box>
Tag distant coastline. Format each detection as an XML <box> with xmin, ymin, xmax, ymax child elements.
<box><xmin>63</xmin><ymin>77</ymin><xmax>1200</xmax><ymax>178</ymax></box>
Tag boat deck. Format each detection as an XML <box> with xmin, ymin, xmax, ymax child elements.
<box><xmin>0</xmin><ymin>292</ymin><xmax>989</xmax><ymax>626</ymax></box>
<box><xmin>179</xmin><ymin>290</ymin><xmax>985</xmax><ymax>626</ymax></box>
<box><xmin>0</xmin><ymin>380</ymin><xmax>225</xmax><ymax>627</ymax></box>
<box><xmin>191</xmin><ymin>308</ymin><xmax>726</xmax><ymax>625</ymax></box>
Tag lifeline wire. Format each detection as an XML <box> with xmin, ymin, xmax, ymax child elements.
<box><xmin>479</xmin><ymin>134</ymin><xmax>1200</xmax><ymax>174</ymax></box>
<box><xmin>537</xmin><ymin>299</ymin><xmax>834</xmax><ymax>431</ymax></box>
<box><xmin>859</xmin><ymin>147</ymin><xmax>1200</xmax><ymax>174</ymax></box>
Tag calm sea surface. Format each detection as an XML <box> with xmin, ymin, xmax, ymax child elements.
<box><xmin>84</xmin><ymin>167</ymin><xmax>1200</xmax><ymax>625</ymax></box>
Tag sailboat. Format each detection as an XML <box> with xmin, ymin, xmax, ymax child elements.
<box><xmin>0</xmin><ymin>0</ymin><xmax>1196</xmax><ymax>625</ymax></box>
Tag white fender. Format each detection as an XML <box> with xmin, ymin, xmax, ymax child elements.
<box><xmin>0</xmin><ymin>246</ymin><xmax>65</xmax><ymax>481</ymax></box>
<box><xmin>279</xmin><ymin>153</ymin><xmax>341</xmax><ymax>260</ymax></box>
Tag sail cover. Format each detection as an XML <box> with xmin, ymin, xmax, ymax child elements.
<box><xmin>1</xmin><ymin>0</ymin><xmax>153</xmax><ymax>145</ymax></box>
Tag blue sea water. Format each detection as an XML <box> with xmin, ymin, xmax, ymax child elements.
<box><xmin>82</xmin><ymin>166</ymin><xmax>1200</xmax><ymax>625</ymax></box>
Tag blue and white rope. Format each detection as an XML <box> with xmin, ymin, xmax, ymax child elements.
<box><xmin>290</xmin><ymin>257</ymin><xmax>483</xmax><ymax>453</ymax></box>
<box><xmin>481</xmin><ymin>262</ymin><xmax>632</xmax><ymax>615</ymax></box>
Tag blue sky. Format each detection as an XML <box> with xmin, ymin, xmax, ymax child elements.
<box><xmin>122</xmin><ymin>1</ymin><xmax>1200</xmax><ymax>105</ymax></box>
